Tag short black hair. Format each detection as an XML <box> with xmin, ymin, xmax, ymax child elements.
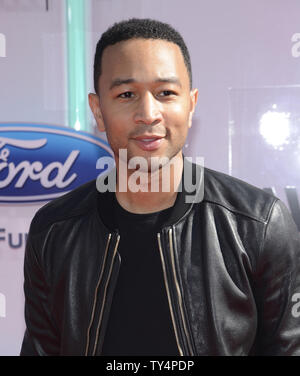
<box><xmin>93</xmin><ymin>18</ymin><xmax>192</xmax><ymax>93</ymax></box>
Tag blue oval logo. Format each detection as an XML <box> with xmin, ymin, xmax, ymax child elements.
<box><xmin>0</xmin><ymin>124</ymin><xmax>114</xmax><ymax>203</ymax></box>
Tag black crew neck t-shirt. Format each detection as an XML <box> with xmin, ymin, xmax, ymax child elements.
<box><xmin>101</xmin><ymin>195</ymin><xmax>180</xmax><ymax>356</ymax></box>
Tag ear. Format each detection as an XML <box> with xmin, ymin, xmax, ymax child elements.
<box><xmin>188</xmin><ymin>88</ymin><xmax>198</xmax><ymax>128</ymax></box>
<box><xmin>88</xmin><ymin>93</ymin><xmax>105</xmax><ymax>132</ymax></box>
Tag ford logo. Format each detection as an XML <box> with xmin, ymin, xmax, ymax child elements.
<box><xmin>0</xmin><ymin>124</ymin><xmax>113</xmax><ymax>203</ymax></box>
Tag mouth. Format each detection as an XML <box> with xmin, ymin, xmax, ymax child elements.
<box><xmin>131</xmin><ymin>135</ymin><xmax>165</xmax><ymax>151</ymax></box>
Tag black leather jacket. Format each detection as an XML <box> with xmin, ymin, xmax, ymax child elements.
<box><xmin>21</xmin><ymin>164</ymin><xmax>300</xmax><ymax>356</ymax></box>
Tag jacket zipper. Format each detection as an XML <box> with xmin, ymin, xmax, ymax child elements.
<box><xmin>168</xmin><ymin>228</ymin><xmax>195</xmax><ymax>355</ymax></box>
<box><xmin>85</xmin><ymin>233</ymin><xmax>112</xmax><ymax>356</ymax></box>
<box><xmin>87</xmin><ymin>229</ymin><xmax>193</xmax><ymax>356</ymax></box>
<box><xmin>92</xmin><ymin>234</ymin><xmax>120</xmax><ymax>355</ymax></box>
<box><xmin>157</xmin><ymin>232</ymin><xmax>184</xmax><ymax>356</ymax></box>
<box><xmin>157</xmin><ymin>228</ymin><xmax>195</xmax><ymax>356</ymax></box>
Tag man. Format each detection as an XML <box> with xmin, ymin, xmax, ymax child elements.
<box><xmin>21</xmin><ymin>18</ymin><xmax>300</xmax><ymax>356</ymax></box>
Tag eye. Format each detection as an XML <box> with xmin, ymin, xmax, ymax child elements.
<box><xmin>118</xmin><ymin>91</ymin><xmax>134</xmax><ymax>99</ymax></box>
<box><xmin>158</xmin><ymin>90</ymin><xmax>176</xmax><ymax>97</ymax></box>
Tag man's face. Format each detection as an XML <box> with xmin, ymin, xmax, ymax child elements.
<box><xmin>89</xmin><ymin>38</ymin><xmax>198</xmax><ymax>168</ymax></box>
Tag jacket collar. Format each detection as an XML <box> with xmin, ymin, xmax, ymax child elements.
<box><xmin>96</xmin><ymin>157</ymin><xmax>203</xmax><ymax>231</ymax></box>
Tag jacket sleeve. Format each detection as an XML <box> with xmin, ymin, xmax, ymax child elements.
<box><xmin>20</xmin><ymin>233</ymin><xmax>59</xmax><ymax>356</ymax></box>
<box><xmin>254</xmin><ymin>199</ymin><xmax>300</xmax><ymax>355</ymax></box>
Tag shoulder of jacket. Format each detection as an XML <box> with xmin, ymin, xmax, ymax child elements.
<box><xmin>203</xmin><ymin>167</ymin><xmax>278</xmax><ymax>223</ymax></box>
<box><xmin>30</xmin><ymin>179</ymin><xmax>98</xmax><ymax>235</ymax></box>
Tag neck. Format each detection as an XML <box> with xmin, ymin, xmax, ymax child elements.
<box><xmin>115</xmin><ymin>153</ymin><xmax>183</xmax><ymax>214</ymax></box>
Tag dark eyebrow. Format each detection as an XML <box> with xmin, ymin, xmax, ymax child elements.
<box><xmin>155</xmin><ymin>77</ymin><xmax>182</xmax><ymax>88</ymax></box>
<box><xmin>109</xmin><ymin>78</ymin><xmax>135</xmax><ymax>90</ymax></box>
<box><xmin>109</xmin><ymin>77</ymin><xmax>182</xmax><ymax>90</ymax></box>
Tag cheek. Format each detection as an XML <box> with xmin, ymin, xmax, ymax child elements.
<box><xmin>166</xmin><ymin>103</ymin><xmax>190</xmax><ymax>132</ymax></box>
<box><xmin>102</xmin><ymin>107</ymin><xmax>126</xmax><ymax>132</ymax></box>
<box><xmin>101</xmin><ymin>111</ymin><xmax>130</xmax><ymax>149</ymax></box>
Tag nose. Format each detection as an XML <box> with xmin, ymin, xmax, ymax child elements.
<box><xmin>134</xmin><ymin>92</ymin><xmax>163</xmax><ymax>126</ymax></box>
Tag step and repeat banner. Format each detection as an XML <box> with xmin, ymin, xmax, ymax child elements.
<box><xmin>1</xmin><ymin>0</ymin><xmax>300</xmax><ymax>355</ymax></box>
<box><xmin>0</xmin><ymin>124</ymin><xmax>113</xmax><ymax>355</ymax></box>
<box><xmin>229</xmin><ymin>86</ymin><xmax>300</xmax><ymax>232</ymax></box>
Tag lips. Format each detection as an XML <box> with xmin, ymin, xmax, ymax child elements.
<box><xmin>132</xmin><ymin>135</ymin><xmax>164</xmax><ymax>151</ymax></box>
